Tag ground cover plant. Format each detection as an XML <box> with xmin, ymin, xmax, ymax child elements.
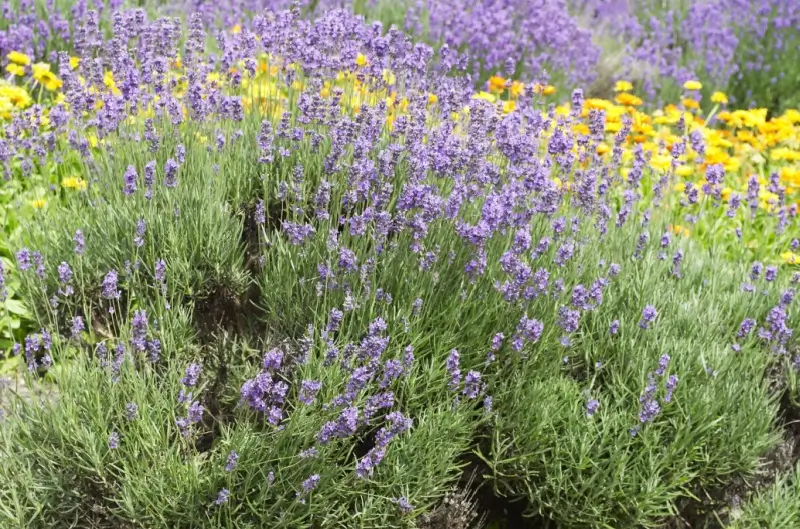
<box><xmin>0</xmin><ymin>2</ymin><xmax>798</xmax><ymax>529</ymax></box>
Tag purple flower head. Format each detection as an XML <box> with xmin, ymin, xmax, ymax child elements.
<box><xmin>655</xmin><ymin>354</ymin><xmax>670</xmax><ymax>377</ymax></box>
<box><xmin>301</xmin><ymin>474</ymin><xmax>320</xmax><ymax>494</ymax></box>
<box><xmin>765</xmin><ymin>266</ymin><xmax>778</xmax><ymax>282</ymax></box>
<box><xmin>751</xmin><ymin>262</ymin><xmax>763</xmax><ymax>281</ymax></box>
<box><xmin>463</xmin><ymin>371</ymin><xmax>483</xmax><ymax>399</ymax></box>
<box><xmin>163</xmin><ymin>158</ymin><xmax>179</xmax><ymax>188</ymax></box>
<box><xmin>394</xmin><ymin>497</ymin><xmax>414</xmax><ymax>514</ymax></box>
<box><xmin>102</xmin><ymin>270</ymin><xmax>121</xmax><ymax>299</ymax></box>
<box><xmin>609</xmin><ymin>263</ymin><xmax>621</xmax><ymax>277</ymax></box>
<box><xmin>586</xmin><ymin>398</ymin><xmax>600</xmax><ymax>417</ymax></box>
<box><xmin>609</xmin><ymin>319</ymin><xmax>620</xmax><ymax>335</ymax></box>
<box><xmin>125</xmin><ymin>402</ymin><xmax>138</xmax><ymax>421</ymax></box>
<box><xmin>299</xmin><ymin>380</ymin><xmax>322</xmax><ymax>405</ymax></box>
<box><xmin>71</xmin><ymin>316</ymin><xmax>85</xmax><ymax>339</ymax></box>
<box><xmin>664</xmin><ymin>375</ymin><xmax>679</xmax><ymax>403</ymax></box>
<box><xmin>318</xmin><ymin>406</ymin><xmax>359</xmax><ymax>444</ymax></box>
<box><xmin>108</xmin><ymin>431</ymin><xmax>120</xmax><ymax>449</ymax></box>
<box><xmin>122</xmin><ymin>165</ymin><xmax>137</xmax><ymax>196</ymax></box>
<box><xmin>254</xmin><ymin>199</ymin><xmax>266</xmax><ymax>225</ymax></box>
<box><xmin>155</xmin><ymin>259</ymin><xmax>166</xmax><ymax>282</ymax></box>
<box><xmin>225</xmin><ymin>450</ymin><xmax>239</xmax><ymax>472</ymax></box>
<box><xmin>73</xmin><ymin>230</ymin><xmax>85</xmax><ymax>255</ymax></box>
<box><xmin>215</xmin><ymin>488</ymin><xmax>230</xmax><ymax>506</ymax></box>
<box><xmin>446</xmin><ymin>350</ymin><xmax>461</xmax><ymax>391</ymax></box>
<box><xmin>738</xmin><ymin>318</ymin><xmax>756</xmax><ymax>338</ymax></box>
<box><xmin>262</xmin><ymin>349</ymin><xmax>284</xmax><ymax>371</ymax></box>
<box><xmin>16</xmin><ymin>249</ymin><xmax>32</xmax><ymax>272</ymax></box>
<box><xmin>639</xmin><ymin>305</ymin><xmax>657</xmax><ymax>330</ymax></box>
<box><xmin>182</xmin><ymin>363</ymin><xmax>201</xmax><ymax>387</ymax></box>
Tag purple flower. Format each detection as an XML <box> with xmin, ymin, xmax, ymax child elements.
<box><xmin>463</xmin><ymin>371</ymin><xmax>482</xmax><ymax>399</ymax></box>
<box><xmin>225</xmin><ymin>450</ymin><xmax>239</xmax><ymax>472</ymax></box>
<box><xmin>301</xmin><ymin>474</ymin><xmax>320</xmax><ymax>494</ymax></box>
<box><xmin>318</xmin><ymin>406</ymin><xmax>359</xmax><ymax>444</ymax></box>
<box><xmin>738</xmin><ymin>318</ymin><xmax>756</xmax><ymax>337</ymax></box>
<box><xmin>751</xmin><ymin>262</ymin><xmax>763</xmax><ymax>281</ymax></box>
<box><xmin>655</xmin><ymin>354</ymin><xmax>670</xmax><ymax>377</ymax></box>
<box><xmin>586</xmin><ymin>398</ymin><xmax>600</xmax><ymax>417</ymax></box>
<box><xmin>446</xmin><ymin>350</ymin><xmax>461</xmax><ymax>391</ymax></box>
<box><xmin>394</xmin><ymin>497</ymin><xmax>413</xmax><ymax>514</ymax></box>
<box><xmin>609</xmin><ymin>320</ymin><xmax>620</xmax><ymax>335</ymax></box>
<box><xmin>299</xmin><ymin>380</ymin><xmax>322</xmax><ymax>405</ymax></box>
<box><xmin>182</xmin><ymin>363</ymin><xmax>201</xmax><ymax>387</ymax></box>
<box><xmin>163</xmin><ymin>158</ymin><xmax>179</xmax><ymax>188</ymax></box>
<box><xmin>155</xmin><ymin>259</ymin><xmax>166</xmax><ymax>282</ymax></box>
<box><xmin>765</xmin><ymin>266</ymin><xmax>778</xmax><ymax>282</ymax></box>
<box><xmin>71</xmin><ymin>316</ymin><xmax>85</xmax><ymax>339</ymax></box>
<box><xmin>16</xmin><ymin>249</ymin><xmax>32</xmax><ymax>271</ymax></box>
<box><xmin>638</xmin><ymin>375</ymin><xmax>661</xmax><ymax>424</ymax></box>
<box><xmin>215</xmin><ymin>488</ymin><xmax>230</xmax><ymax>506</ymax></box>
<box><xmin>73</xmin><ymin>230</ymin><xmax>85</xmax><ymax>255</ymax></box>
<box><xmin>639</xmin><ymin>305</ymin><xmax>657</xmax><ymax>330</ymax></box>
<box><xmin>254</xmin><ymin>199</ymin><xmax>266</xmax><ymax>225</ymax></box>
<box><xmin>122</xmin><ymin>165</ymin><xmax>137</xmax><ymax>196</ymax></box>
<box><xmin>664</xmin><ymin>375</ymin><xmax>678</xmax><ymax>403</ymax></box>
<box><xmin>108</xmin><ymin>431</ymin><xmax>120</xmax><ymax>449</ymax></box>
<box><xmin>262</xmin><ymin>349</ymin><xmax>283</xmax><ymax>371</ymax></box>
<box><xmin>102</xmin><ymin>270</ymin><xmax>121</xmax><ymax>299</ymax></box>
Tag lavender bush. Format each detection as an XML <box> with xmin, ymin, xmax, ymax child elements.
<box><xmin>0</xmin><ymin>4</ymin><xmax>798</xmax><ymax>529</ymax></box>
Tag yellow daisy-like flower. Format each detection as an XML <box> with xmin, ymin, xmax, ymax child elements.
<box><xmin>69</xmin><ymin>56</ymin><xmax>80</xmax><ymax>70</ymax></box>
<box><xmin>510</xmin><ymin>81</ymin><xmax>525</xmax><ymax>99</ymax></box>
<box><xmin>683</xmin><ymin>80</ymin><xmax>702</xmax><ymax>90</ymax></box>
<box><xmin>62</xmin><ymin>176</ymin><xmax>88</xmax><ymax>190</ymax></box>
<box><xmin>428</xmin><ymin>93</ymin><xmax>438</xmax><ymax>105</ymax></box>
<box><xmin>782</xmin><ymin>251</ymin><xmax>799</xmax><ymax>265</ymax></box>
<box><xmin>472</xmin><ymin>91</ymin><xmax>497</xmax><ymax>103</ymax></box>
<box><xmin>30</xmin><ymin>199</ymin><xmax>47</xmax><ymax>209</ymax></box>
<box><xmin>669</xmin><ymin>224</ymin><xmax>691</xmax><ymax>237</ymax></box>
<box><xmin>488</xmin><ymin>75</ymin><xmax>506</xmax><ymax>95</ymax></box>
<box><xmin>502</xmin><ymin>100</ymin><xmax>516</xmax><ymax>114</ymax></box>
<box><xmin>532</xmin><ymin>83</ymin><xmax>556</xmax><ymax>96</ymax></box>
<box><xmin>613</xmin><ymin>80</ymin><xmax>633</xmax><ymax>92</ymax></box>
<box><xmin>711</xmin><ymin>91</ymin><xmax>728</xmax><ymax>104</ymax></box>
<box><xmin>231</xmin><ymin>24</ymin><xmax>242</xmax><ymax>34</ymax></box>
<box><xmin>355</xmin><ymin>53</ymin><xmax>368</xmax><ymax>67</ymax></box>
<box><xmin>5</xmin><ymin>63</ymin><xmax>25</xmax><ymax>76</ymax></box>
<box><xmin>614</xmin><ymin>92</ymin><xmax>643</xmax><ymax>106</ymax></box>
<box><xmin>7</xmin><ymin>51</ymin><xmax>31</xmax><ymax>66</ymax></box>
<box><xmin>682</xmin><ymin>98</ymin><xmax>700</xmax><ymax>110</ymax></box>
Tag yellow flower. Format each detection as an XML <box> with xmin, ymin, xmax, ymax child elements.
<box><xmin>614</xmin><ymin>80</ymin><xmax>633</xmax><ymax>92</ymax></box>
<box><xmin>711</xmin><ymin>91</ymin><xmax>728</xmax><ymax>104</ymax></box>
<box><xmin>510</xmin><ymin>81</ymin><xmax>525</xmax><ymax>99</ymax></box>
<box><xmin>649</xmin><ymin>154</ymin><xmax>672</xmax><ymax>172</ymax></box>
<box><xmin>472</xmin><ymin>91</ymin><xmax>497</xmax><ymax>103</ymax></box>
<box><xmin>682</xmin><ymin>98</ymin><xmax>700</xmax><ymax>110</ymax></box>
<box><xmin>782</xmin><ymin>252</ymin><xmax>800</xmax><ymax>265</ymax></box>
<box><xmin>488</xmin><ymin>75</ymin><xmax>506</xmax><ymax>95</ymax></box>
<box><xmin>428</xmin><ymin>93</ymin><xmax>438</xmax><ymax>105</ymax></box>
<box><xmin>61</xmin><ymin>176</ymin><xmax>88</xmax><ymax>190</ymax></box>
<box><xmin>7</xmin><ymin>51</ymin><xmax>31</xmax><ymax>66</ymax></box>
<box><xmin>669</xmin><ymin>224</ymin><xmax>691</xmax><ymax>237</ymax></box>
<box><xmin>533</xmin><ymin>83</ymin><xmax>555</xmax><ymax>96</ymax></box>
<box><xmin>355</xmin><ymin>53</ymin><xmax>368</xmax><ymax>67</ymax></box>
<box><xmin>596</xmin><ymin>143</ymin><xmax>610</xmax><ymax>155</ymax></box>
<box><xmin>502</xmin><ymin>100</ymin><xmax>516</xmax><ymax>114</ymax></box>
<box><xmin>30</xmin><ymin>199</ymin><xmax>47</xmax><ymax>209</ymax></box>
<box><xmin>614</xmin><ymin>92</ymin><xmax>643</xmax><ymax>106</ymax></box>
<box><xmin>683</xmin><ymin>80</ymin><xmax>702</xmax><ymax>91</ymax></box>
<box><xmin>231</xmin><ymin>24</ymin><xmax>242</xmax><ymax>34</ymax></box>
<box><xmin>69</xmin><ymin>56</ymin><xmax>80</xmax><ymax>70</ymax></box>
<box><xmin>675</xmin><ymin>166</ymin><xmax>694</xmax><ymax>177</ymax></box>
<box><xmin>382</xmin><ymin>69</ymin><xmax>396</xmax><ymax>86</ymax></box>
<box><xmin>5</xmin><ymin>63</ymin><xmax>24</xmax><ymax>76</ymax></box>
